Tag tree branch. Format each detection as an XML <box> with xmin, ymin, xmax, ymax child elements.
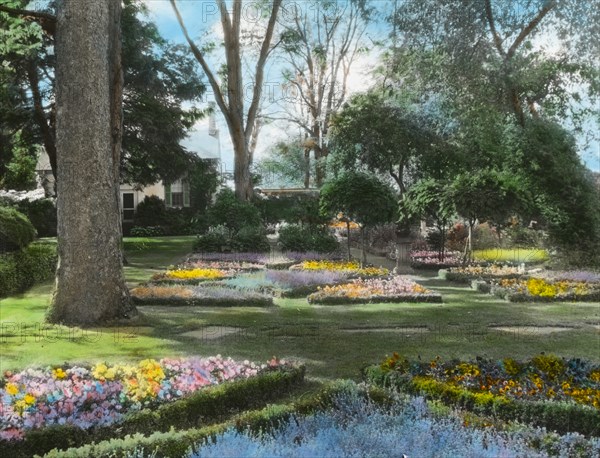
<box><xmin>170</xmin><ymin>0</ymin><xmax>230</xmax><ymax>123</ymax></box>
<box><xmin>507</xmin><ymin>0</ymin><xmax>556</xmax><ymax>59</ymax></box>
<box><xmin>0</xmin><ymin>4</ymin><xmax>56</xmax><ymax>35</ymax></box>
<box><xmin>245</xmin><ymin>0</ymin><xmax>282</xmax><ymax>139</ymax></box>
<box><xmin>483</xmin><ymin>0</ymin><xmax>506</xmax><ymax>57</ymax></box>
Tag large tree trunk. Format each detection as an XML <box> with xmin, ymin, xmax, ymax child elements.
<box><xmin>231</xmin><ymin>129</ymin><xmax>253</xmax><ymax>201</ymax></box>
<box><xmin>48</xmin><ymin>0</ymin><xmax>134</xmax><ymax>325</ymax></box>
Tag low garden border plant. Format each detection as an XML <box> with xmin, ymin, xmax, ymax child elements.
<box><xmin>364</xmin><ymin>353</ymin><xmax>600</xmax><ymax>437</ymax></box>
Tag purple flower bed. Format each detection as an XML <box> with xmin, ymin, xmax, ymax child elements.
<box><xmin>265</xmin><ymin>269</ymin><xmax>348</xmax><ymax>289</ymax></box>
<box><xmin>541</xmin><ymin>270</ymin><xmax>600</xmax><ymax>284</ymax></box>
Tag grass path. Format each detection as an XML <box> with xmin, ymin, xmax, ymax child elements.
<box><xmin>1</xmin><ymin>238</ymin><xmax>598</xmax><ymax>381</ymax></box>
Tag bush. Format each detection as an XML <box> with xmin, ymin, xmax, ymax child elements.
<box><xmin>193</xmin><ymin>226</ymin><xmax>229</xmax><ymax>252</ymax></box>
<box><xmin>0</xmin><ymin>242</ymin><xmax>57</xmax><ymax>298</ymax></box>
<box><xmin>15</xmin><ymin>198</ymin><xmax>57</xmax><ymax>237</ymax></box>
<box><xmin>208</xmin><ymin>189</ymin><xmax>262</xmax><ymax>234</ymax></box>
<box><xmin>472</xmin><ymin>223</ymin><xmax>498</xmax><ymax>250</ymax></box>
<box><xmin>133</xmin><ymin>195</ymin><xmax>168</xmax><ymax>227</ymax></box>
<box><xmin>0</xmin><ymin>206</ymin><xmax>37</xmax><ymax>252</ymax></box>
<box><xmin>130</xmin><ymin>226</ymin><xmax>166</xmax><ymax>237</ymax></box>
<box><xmin>231</xmin><ymin>225</ymin><xmax>270</xmax><ymax>252</ymax></box>
<box><xmin>279</xmin><ymin>224</ymin><xmax>339</xmax><ymax>253</ymax></box>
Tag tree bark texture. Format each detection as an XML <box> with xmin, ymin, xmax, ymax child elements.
<box><xmin>48</xmin><ymin>0</ymin><xmax>133</xmax><ymax>325</ymax></box>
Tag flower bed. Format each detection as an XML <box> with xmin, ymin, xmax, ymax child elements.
<box><xmin>490</xmin><ymin>277</ymin><xmax>600</xmax><ymax>302</ymax></box>
<box><xmin>441</xmin><ymin>264</ymin><xmax>524</xmax><ymax>283</ymax></box>
<box><xmin>151</xmin><ymin>268</ymin><xmax>237</xmax><ymax>284</ymax></box>
<box><xmin>0</xmin><ymin>356</ymin><xmax>292</xmax><ymax>442</ymax></box>
<box><xmin>265</xmin><ymin>269</ymin><xmax>349</xmax><ymax>298</ymax></box>
<box><xmin>131</xmin><ymin>285</ymin><xmax>273</xmax><ymax>307</ymax></box>
<box><xmin>291</xmin><ymin>260</ymin><xmax>389</xmax><ymax>278</ymax></box>
<box><xmin>365</xmin><ymin>353</ymin><xmax>600</xmax><ymax>436</ymax></box>
<box><xmin>307</xmin><ymin>276</ymin><xmax>442</xmax><ymax>305</ymax></box>
<box><xmin>178</xmin><ymin>260</ymin><xmax>265</xmax><ymax>272</ymax></box>
<box><xmin>410</xmin><ymin>250</ymin><xmax>461</xmax><ymax>269</ymax></box>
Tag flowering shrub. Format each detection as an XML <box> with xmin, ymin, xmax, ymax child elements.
<box><xmin>189</xmin><ymin>391</ymin><xmax>600</xmax><ymax>458</ymax></box>
<box><xmin>0</xmin><ymin>356</ymin><xmax>285</xmax><ymax>441</ymax></box>
<box><xmin>490</xmin><ymin>277</ymin><xmax>599</xmax><ymax>302</ymax></box>
<box><xmin>378</xmin><ymin>354</ymin><xmax>600</xmax><ymax>410</ymax></box>
<box><xmin>307</xmin><ymin>276</ymin><xmax>441</xmax><ymax>304</ymax></box>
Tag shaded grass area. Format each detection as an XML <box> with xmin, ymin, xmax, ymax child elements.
<box><xmin>1</xmin><ymin>237</ymin><xmax>598</xmax><ymax>381</ymax></box>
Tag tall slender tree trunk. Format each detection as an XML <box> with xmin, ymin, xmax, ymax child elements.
<box><xmin>48</xmin><ymin>0</ymin><xmax>133</xmax><ymax>325</ymax></box>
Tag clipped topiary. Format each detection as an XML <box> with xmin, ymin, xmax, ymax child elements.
<box><xmin>0</xmin><ymin>206</ymin><xmax>37</xmax><ymax>252</ymax></box>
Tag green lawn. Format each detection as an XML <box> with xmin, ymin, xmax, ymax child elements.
<box><xmin>1</xmin><ymin>236</ymin><xmax>598</xmax><ymax>381</ymax></box>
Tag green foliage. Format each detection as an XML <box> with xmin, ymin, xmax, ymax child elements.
<box><xmin>133</xmin><ymin>195</ymin><xmax>168</xmax><ymax>228</ymax></box>
<box><xmin>1</xmin><ymin>130</ymin><xmax>37</xmax><ymax>190</ymax></box>
<box><xmin>319</xmin><ymin>172</ymin><xmax>397</xmax><ymax>228</ymax></box>
<box><xmin>255</xmin><ymin>140</ymin><xmax>315</xmax><ymax>188</ymax></box>
<box><xmin>207</xmin><ymin>189</ymin><xmax>262</xmax><ymax>235</ymax></box>
<box><xmin>0</xmin><ymin>242</ymin><xmax>57</xmax><ymax>298</ymax></box>
<box><xmin>188</xmin><ymin>159</ymin><xmax>220</xmax><ymax>214</ymax></box>
<box><xmin>231</xmin><ymin>225</ymin><xmax>270</xmax><ymax>252</ymax></box>
<box><xmin>506</xmin><ymin>119</ymin><xmax>600</xmax><ymax>252</ymax></box>
<box><xmin>0</xmin><ymin>205</ymin><xmax>36</xmax><ymax>251</ymax></box>
<box><xmin>193</xmin><ymin>226</ymin><xmax>229</xmax><ymax>252</ymax></box>
<box><xmin>15</xmin><ymin>198</ymin><xmax>57</xmax><ymax>237</ymax></box>
<box><xmin>129</xmin><ymin>226</ymin><xmax>165</xmax><ymax>237</ymax></box>
<box><xmin>278</xmin><ymin>224</ymin><xmax>339</xmax><ymax>253</ymax></box>
<box><xmin>330</xmin><ymin>92</ymin><xmax>443</xmax><ymax>193</ymax></box>
<box><xmin>3</xmin><ymin>366</ymin><xmax>306</xmax><ymax>458</ymax></box>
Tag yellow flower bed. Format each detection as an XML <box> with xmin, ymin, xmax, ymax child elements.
<box><xmin>299</xmin><ymin>260</ymin><xmax>389</xmax><ymax>276</ymax></box>
<box><xmin>165</xmin><ymin>268</ymin><xmax>228</xmax><ymax>280</ymax></box>
<box><xmin>92</xmin><ymin>359</ymin><xmax>166</xmax><ymax>402</ymax></box>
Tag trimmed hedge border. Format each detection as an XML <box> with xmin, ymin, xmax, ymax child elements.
<box><xmin>307</xmin><ymin>294</ymin><xmax>443</xmax><ymax>305</ymax></box>
<box><xmin>0</xmin><ymin>242</ymin><xmax>57</xmax><ymax>298</ymax></box>
<box><xmin>363</xmin><ymin>366</ymin><xmax>600</xmax><ymax>437</ymax></box>
<box><xmin>0</xmin><ymin>366</ymin><xmax>305</xmax><ymax>458</ymax></box>
<box><xmin>132</xmin><ymin>295</ymin><xmax>274</xmax><ymax>307</ymax></box>
<box><xmin>42</xmin><ymin>380</ymin><xmax>392</xmax><ymax>458</ymax></box>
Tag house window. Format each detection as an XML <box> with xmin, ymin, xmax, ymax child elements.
<box><xmin>165</xmin><ymin>179</ymin><xmax>190</xmax><ymax>208</ymax></box>
<box><xmin>123</xmin><ymin>193</ymin><xmax>135</xmax><ymax>221</ymax></box>
<box><xmin>171</xmin><ymin>192</ymin><xmax>184</xmax><ymax>207</ymax></box>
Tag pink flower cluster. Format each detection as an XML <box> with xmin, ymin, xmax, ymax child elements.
<box><xmin>0</xmin><ymin>355</ymin><xmax>283</xmax><ymax>441</ymax></box>
<box><xmin>410</xmin><ymin>251</ymin><xmax>461</xmax><ymax>265</ymax></box>
<box><xmin>180</xmin><ymin>260</ymin><xmax>265</xmax><ymax>271</ymax></box>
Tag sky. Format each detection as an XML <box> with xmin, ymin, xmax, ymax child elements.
<box><xmin>140</xmin><ymin>0</ymin><xmax>599</xmax><ymax>174</ymax></box>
